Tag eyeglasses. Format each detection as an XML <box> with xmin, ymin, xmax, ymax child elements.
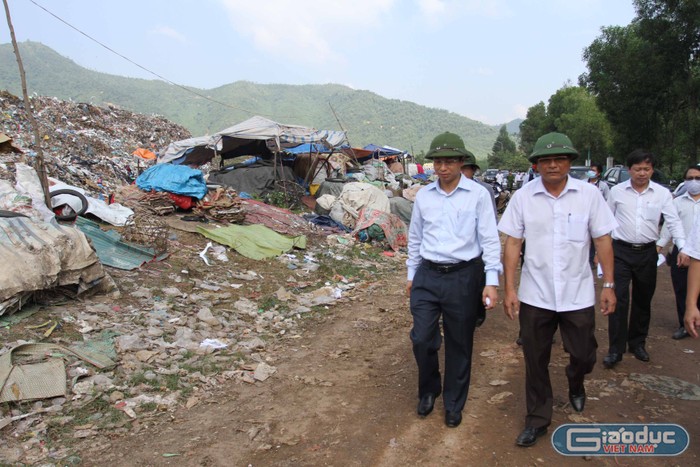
<box><xmin>432</xmin><ymin>159</ymin><xmax>461</xmax><ymax>166</ymax></box>
<box><xmin>536</xmin><ymin>156</ymin><xmax>570</xmax><ymax>165</ymax></box>
<box><xmin>685</xmin><ymin>176</ymin><xmax>700</xmax><ymax>181</ymax></box>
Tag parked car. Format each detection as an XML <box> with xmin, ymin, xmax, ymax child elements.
<box><xmin>482</xmin><ymin>168</ymin><xmax>499</xmax><ymax>184</ymax></box>
<box><xmin>602</xmin><ymin>165</ymin><xmax>671</xmax><ymax>190</ymax></box>
<box><xmin>569</xmin><ymin>166</ymin><xmax>591</xmax><ymax>180</ymax></box>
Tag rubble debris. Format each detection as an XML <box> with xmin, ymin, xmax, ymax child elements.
<box><xmin>194</xmin><ymin>186</ymin><xmax>245</xmax><ymax>223</ymax></box>
<box><xmin>0</xmin><ymin>91</ymin><xmax>191</xmax><ymax>196</ymax></box>
<box><xmin>114</xmin><ymin>185</ymin><xmax>176</xmax><ymax>216</ymax></box>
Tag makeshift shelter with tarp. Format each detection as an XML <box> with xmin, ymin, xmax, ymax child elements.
<box><xmin>360</xmin><ymin>144</ymin><xmax>409</xmax><ymax>175</ymax></box>
<box><xmin>284</xmin><ymin>143</ymin><xmax>369</xmax><ymax>192</ymax></box>
<box><xmin>158</xmin><ymin>116</ymin><xmax>346</xmax><ymax>166</ymax></box>
<box><xmin>157</xmin><ymin>116</ymin><xmax>347</xmax><ymax>196</ymax></box>
<box><xmin>362</xmin><ymin>144</ymin><xmax>404</xmax><ymax>160</ymax></box>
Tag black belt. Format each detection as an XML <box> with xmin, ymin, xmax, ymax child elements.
<box><xmin>422</xmin><ymin>258</ymin><xmax>478</xmax><ymax>273</ymax></box>
<box><xmin>613</xmin><ymin>239</ymin><xmax>656</xmax><ymax>251</ymax></box>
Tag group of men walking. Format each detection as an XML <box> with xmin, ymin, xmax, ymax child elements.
<box><xmin>406</xmin><ymin>130</ymin><xmax>700</xmax><ymax>446</ymax></box>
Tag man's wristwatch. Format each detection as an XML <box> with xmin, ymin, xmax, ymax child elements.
<box><xmin>602</xmin><ymin>282</ymin><xmax>615</xmax><ymax>289</ymax></box>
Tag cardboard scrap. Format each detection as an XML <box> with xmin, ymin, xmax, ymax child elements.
<box><xmin>0</xmin><ymin>343</ymin><xmax>115</xmax><ymax>403</ymax></box>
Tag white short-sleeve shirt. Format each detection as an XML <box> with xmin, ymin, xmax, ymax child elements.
<box><xmin>498</xmin><ymin>176</ymin><xmax>618</xmax><ymax>311</ymax></box>
<box><xmin>685</xmin><ymin>214</ymin><xmax>700</xmax><ymax>260</ymax></box>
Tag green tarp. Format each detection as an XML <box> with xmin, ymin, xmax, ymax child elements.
<box><xmin>75</xmin><ymin>217</ymin><xmax>168</xmax><ymax>270</ymax></box>
<box><xmin>197</xmin><ymin>224</ymin><xmax>306</xmax><ymax>260</ymax></box>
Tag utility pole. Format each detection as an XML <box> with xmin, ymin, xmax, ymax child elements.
<box><xmin>3</xmin><ymin>0</ymin><xmax>51</xmax><ymax>206</ymax></box>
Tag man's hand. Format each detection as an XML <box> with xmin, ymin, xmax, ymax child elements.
<box><xmin>684</xmin><ymin>306</ymin><xmax>700</xmax><ymax>338</ymax></box>
<box><xmin>406</xmin><ymin>280</ymin><xmax>412</xmax><ymax>298</ymax></box>
<box><xmin>503</xmin><ymin>289</ymin><xmax>519</xmax><ymax>321</ymax></box>
<box><xmin>600</xmin><ymin>288</ymin><xmax>616</xmax><ymax>315</ymax></box>
<box><xmin>482</xmin><ymin>286</ymin><xmax>498</xmax><ymax>310</ymax></box>
<box><xmin>678</xmin><ymin>252</ymin><xmax>691</xmax><ymax>268</ymax></box>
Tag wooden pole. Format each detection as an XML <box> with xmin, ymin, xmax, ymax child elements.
<box><xmin>3</xmin><ymin>0</ymin><xmax>52</xmax><ymax>207</ymax></box>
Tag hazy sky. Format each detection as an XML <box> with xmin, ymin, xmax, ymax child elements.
<box><xmin>1</xmin><ymin>0</ymin><xmax>636</xmax><ymax>125</ymax></box>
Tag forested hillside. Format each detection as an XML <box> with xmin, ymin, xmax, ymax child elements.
<box><xmin>0</xmin><ymin>42</ymin><xmax>506</xmax><ymax>159</ymax></box>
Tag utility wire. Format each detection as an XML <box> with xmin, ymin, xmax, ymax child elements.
<box><xmin>26</xmin><ymin>0</ymin><xmax>310</xmax><ymax>121</ymax></box>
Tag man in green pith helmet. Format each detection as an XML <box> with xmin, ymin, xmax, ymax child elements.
<box><xmin>461</xmin><ymin>154</ymin><xmax>496</xmax><ymax>328</ymax></box>
<box><xmin>498</xmin><ymin>132</ymin><xmax>618</xmax><ymax>447</ymax></box>
<box><xmin>406</xmin><ymin>131</ymin><xmax>501</xmax><ymax>428</ymax></box>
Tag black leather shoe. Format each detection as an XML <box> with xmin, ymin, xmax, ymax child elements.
<box><xmin>603</xmin><ymin>352</ymin><xmax>622</xmax><ymax>369</ymax></box>
<box><xmin>569</xmin><ymin>388</ymin><xmax>586</xmax><ymax>412</ymax></box>
<box><xmin>445</xmin><ymin>411</ymin><xmax>462</xmax><ymax>428</ymax></box>
<box><xmin>672</xmin><ymin>327</ymin><xmax>689</xmax><ymax>340</ymax></box>
<box><xmin>417</xmin><ymin>393</ymin><xmax>437</xmax><ymax>417</ymax></box>
<box><xmin>516</xmin><ymin>426</ymin><xmax>548</xmax><ymax>447</ymax></box>
<box><xmin>631</xmin><ymin>345</ymin><xmax>650</xmax><ymax>362</ymax></box>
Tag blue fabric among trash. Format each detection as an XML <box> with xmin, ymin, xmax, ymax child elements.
<box><xmin>136</xmin><ymin>164</ymin><xmax>207</xmax><ymax>199</ymax></box>
<box><xmin>302</xmin><ymin>213</ymin><xmax>351</xmax><ymax>232</ymax></box>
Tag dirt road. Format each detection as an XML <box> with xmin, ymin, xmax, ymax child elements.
<box><xmin>78</xmin><ymin>264</ymin><xmax>699</xmax><ymax>466</ymax></box>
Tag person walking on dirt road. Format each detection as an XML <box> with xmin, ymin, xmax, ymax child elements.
<box><xmin>657</xmin><ymin>164</ymin><xmax>700</xmax><ymax>340</ymax></box>
<box><xmin>461</xmin><ymin>157</ymin><xmax>497</xmax><ymax>219</ymax></box>
<box><xmin>603</xmin><ymin>149</ymin><xmax>685</xmax><ymax>369</ymax></box>
<box><xmin>406</xmin><ymin>132</ymin><xmax>500</xmax><ymax>428</ymax></box>
<box><xmin>683</xmin><ymin>214</ymin><xmax>700</xmax><ymax>338</ymax></box>
<box><xmin>461</xmin><ymin>155</ymin><xmax>496</xmax><ymax>329</ymax></box>
<box><xmin>498</xmin><ymin>132</ymin><xmax>618</xmax><ymax>447</ymax></box>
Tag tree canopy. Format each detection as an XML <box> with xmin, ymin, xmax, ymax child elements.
<box><xmin>487</xmin><ymin>125</ymin><xmax>530</xmax><ymax>171</ymax></box>
<box><xmin>518</xmin><ymin>85</ymin><xmax>612</xmax><ymax>165</ymax></box>
<box><xmin>580</xmin><ymin>0</ymin><xmax>700</xmax><ymax>172</ymax></box>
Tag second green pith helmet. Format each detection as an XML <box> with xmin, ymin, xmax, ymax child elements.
<box><xmin>529</xmin><ymin>132</ymin><xmax>579</xmax><ymax>163</ymax></box>
<box><xmin>426</xmin><ymin>132</ymin><xmax>474</xmax><ymax>160</ymax></box>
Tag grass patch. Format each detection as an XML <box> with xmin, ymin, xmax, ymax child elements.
<box><xmin>316</xmin><ymin>253</ymin><xmax>378</xmax><ymax>281</ymax></box>
<box><xmin>139</xmin><ymin>402</ymin><xmax>158</xmax><ymax>412</ymax></box>
<box><xmin>258</xmin><ymin>295</ymin><xmax>279</xmax><ymax>311</ymax></box>
<box><xmin>162</xmin><ymin>373</ymin><xmax>181</xmax><ymax>391</ymax></box>
<box><xmin>129</xmin><ymin>372</ymin><xmax>148</xmax><ymax>386</ymax></box>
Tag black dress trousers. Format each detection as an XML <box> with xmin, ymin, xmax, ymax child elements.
<box><xmin>519</xmin><ymin>303</ymin><xmax>596</xmax><ymax>429</ymax></box>
<box><xmin>668</xmin><ymin>246</ymin><xmax>700</xmax><ymax>327</ymax></box>
<box><xmin>608</xmin><ymin>243</ymin><xmax>657</xmax><ymax>353</ymax></box>
<box><xmin>409</xmin><ymin>259</ymin><xmax>481</xmax><ymax>413</ymax></box>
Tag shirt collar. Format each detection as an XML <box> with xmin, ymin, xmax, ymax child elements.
<box><xmin>531</xmin><ymin>175</ymin><xmax>580</xmax><ymax>198</ymax></box>
<box><xmin>428</xmin><ymin>174</ymin><xmax>473</xmax><ymax>195</ymax></box>
<box><xmin>622</xmin><ymin>179</ymin><xmax>655</xmax><ymax>194</ymax></box>
<box><xmin>680</xmin><ymin>192</ymin><xmax>700</xmax><ymax>202</ymax></box>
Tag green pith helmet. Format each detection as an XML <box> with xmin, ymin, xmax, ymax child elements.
<box><xmin>425</xmin><ymin>132</ymin><xmax>474</xmax><ymax>159</ymax></box>
<box><xmin>528</xmin><ymin>132</ymin><xmax>579</xmax><ymax>163</ymax></box>
<box><xmin>461</xmin><ymin>152</ymin><xmax>480</xmax><ymax>170</ymax></box>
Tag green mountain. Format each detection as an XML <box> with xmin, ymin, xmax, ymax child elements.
<box><xmin>0</xmin><ymin>41</ymin><xmax>500</xmax><ymax>159</ymax></box>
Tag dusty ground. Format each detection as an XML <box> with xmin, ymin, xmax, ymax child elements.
<box><xmin>2</xmin><ymin>226</ymin><xmax>699</xmax><ymax>466</ymax></box>
<box><xmin>85</xmin><ymin>256</ymin><xmax>700</xmax><ymax>465</ymax></box>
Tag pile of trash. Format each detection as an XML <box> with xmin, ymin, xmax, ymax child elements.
<box><xmin>0</xmin><ymin>90</ymin><xmax>191</xmax><ymax>194</ymax></box>
<box><xmin>0</xmin><ymin>221</ymin><xmax>399</xmax><ymax>464</ymax></box>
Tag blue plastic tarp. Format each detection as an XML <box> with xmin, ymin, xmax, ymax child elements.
<box><xmin>284</xmin><ymin>143</ymin><xmax>333</xmax><ymax>154</ymax></box>
<box><xmin>136</xmin><ymin>164</ymin><xmax>207</xmax><ymax>199</ymax></box>
<box><xmin>363</xmin><ymin>144</ymin><xmax>404</xmax><ymax>156</ymax></box>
